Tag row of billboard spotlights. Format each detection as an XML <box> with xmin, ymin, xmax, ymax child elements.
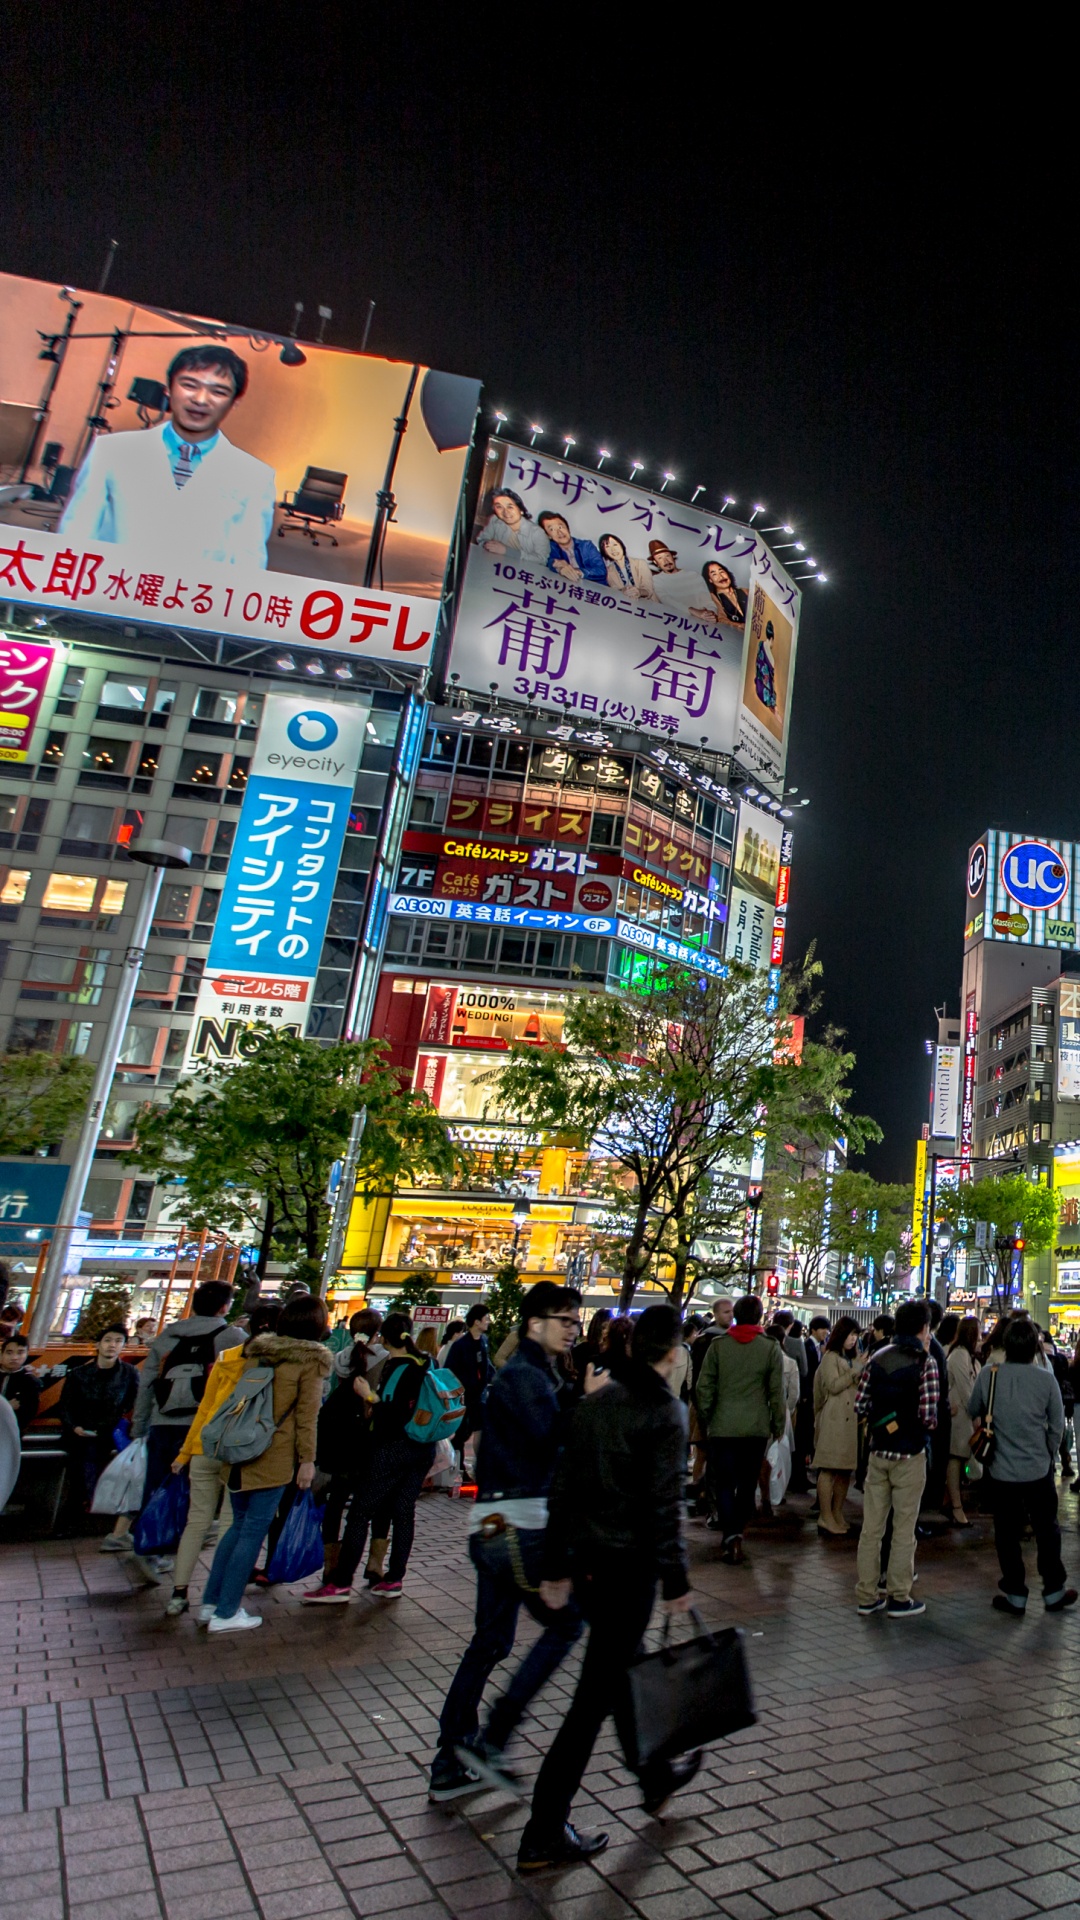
<box><xmin>491</xmin><ymin>412</ymin><xmax>828</xmax><ymax>582</ymax></box>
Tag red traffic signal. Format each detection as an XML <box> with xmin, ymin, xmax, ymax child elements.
<box><xmin>1012</xmin><ymin>1236</ymin><xmax>1026</xmax><ymax>1253</ymax></box>
<box><xmin>765</xmin><ymin>1271</ymin><xmax>780</xmax><ymax>1295</ymax></box>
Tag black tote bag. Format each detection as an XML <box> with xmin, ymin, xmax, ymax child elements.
<box><xmin>624</xmin><ymin>1612</ymin><xmax>756</xmax><ymax>1771</ymax></box>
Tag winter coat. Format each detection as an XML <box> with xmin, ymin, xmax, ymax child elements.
<box><xmin>811</xmin><ymin>1348</ymin><xmax>866</xmax><ymax>1471</ymax></box>
<box><xmin>178</xmin><ymin>1333</ymin><xmax>331</xmax><ymax>1491</ymax></box>
<box><xmin>947</xmin><ymin>1345</ymin><xmax>981</xmax><ymax>1459</ymax></box>
<box><xmin>695</xmin><ymin>1327</ymin><xmax>786</xmax><ymax>1439</ymax></box>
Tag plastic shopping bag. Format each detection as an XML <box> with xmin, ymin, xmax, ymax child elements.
<box><xmin>767</xmin><ymin>1421</ymin><xmax>793</xmax><ymax>1507</ymax></box>
<box><xmin>265</xmin><ymin>1489</ymin><xmax>326</xmax><ymax>1584</ymax></box>
<box><xmin>132</xmin><ymin>1467</ymin><xmax>190</xmax><ymax>1553</ymax></box>
<box><xmin>425</xmin><ymin>1437</ymin><xmax>460</xmax><ymax>1492</ymax></box>
<box><xmin>90</xmin><ymin>1436</ymin><xmax>148</xmax><ymax>1515</ymax></box>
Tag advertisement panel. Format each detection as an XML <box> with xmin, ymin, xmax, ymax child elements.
<box><xmin>0</xmin><ymin>271</ymin><xmax>480</xmax><ymax>664</ymax></box>
<box><xmin>965</xmin><ymin>828</ymin><xmax>1079</xmax><ymax>952</ymax></box>
<box><xmin>184</xmin><ymin>694</ymin><xmax>368</xmax><ymax>1065</ymax></box>
<box><xmin>448</xmin><ymin>438</ymin><xmax>800</xmax><ymax>767</ymax></box>
<box><xmin>1059</xmin><ymin>981</ymin><xmax>1080</xmax><ymax>1100</ymax></box>
<box><xmin>0</xmin><ymin>638</ymin><xmax>54</xmax><ymax>760</ymax></box>
<box><xmin>931</xmin><ymin>1044</ymin><xmax>961</xmax><ymax>1140</ymax></box>
<box><xmin>725</xmin><ymin>799</ymin><xmax>783</xmax><ymax>972</ymax></box>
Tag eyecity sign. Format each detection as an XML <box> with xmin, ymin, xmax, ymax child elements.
<box><xmin>1001</xmin><ymin>840</ymin><xmax>1070</xmax><ymax>912</ymax></box>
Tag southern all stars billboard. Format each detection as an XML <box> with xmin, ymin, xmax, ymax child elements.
<box><xmin>0</xmin><ymin>271</ymin><xmax>480</xmax><ymax>671</ymax></box>
<box><xmin>447</xmin><ymin>439</ymin><xmax>801</xmax><ymax>776</ymax></box>
<box><xmin>965</xmin><ymin>829</ymin><xmax>1080</xmax><ymax>952</ymax></box>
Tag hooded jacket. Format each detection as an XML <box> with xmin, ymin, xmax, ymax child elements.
<box><xmin>132</xmin><ymin>1313</ymin><xmax>246</xmax><ymax>1435</ymax></box>
<box><xmin>695</xmin><ymin>1324</ymin><xmax>786</xmax><ymax>1439</ymax></box>
<box><xmin>174</xmin><ymin>1333</ymin><xmax>331</xmax><ymax>1491</ymax></box>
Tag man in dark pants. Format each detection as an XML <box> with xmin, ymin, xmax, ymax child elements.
<box><xmin>969</xmin><ymin>1316</ymin><xmax>1078</xmax><ymax>1615</ymax></box>
<box><xmin>517</xmin><ymin>1306</ymin><xmax>697</xmax><ymax>1875</ymax></box>
<box><xmin>695</xmin><ymin>1295</ymin><xmax>786</xmax><ymax>1563</ymax></box>
<box><xmin>429</xmin><ymin>1282</ymin><xmax>585</xmax><ymax>1802</ymax></box>
<box><xmin>445</xmin><ymin>1304</ymin><xmax>494</xmax><ymax>1474</ymax></box>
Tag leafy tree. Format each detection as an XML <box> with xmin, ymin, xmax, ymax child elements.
<box><xmin>772</xmin><ymin>1169</ymin><xmax>913</xmax><ymax>1298</ymax></box>
<box><xmin>398</xmin><ymin>1271</ymin><xmax>441</xmax><ymax>1310</ymax></box>
<box><xmin>488</xmin><ymin>958</ymin><xmax>877</xmax><ymax>1310</ymax></box>
<box><xmin>134</xmin><ymin>1028</ymin><xmax>463</xmax><ymax>1281</ymax></box>
<box><xmin>936</xmin><ymin>1173</ymin><xmax>1057</xmax><ymax>1309</ymax></box>
<box><xmin>484</xmin><ymin>1262</ymin><xmax>524</xmax><ymax>1351</ymax></box>
<box><xmin>0</xmin><ymin>1051</ymin><xmax>93</xmax><ymax>1155</ymax></box>
<box><xmin>72</xmin><ymin>1285</ymin><xmax>132</xmax><ymax>1340</ymax></box>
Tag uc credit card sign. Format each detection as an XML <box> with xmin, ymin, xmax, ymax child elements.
<box><xmin>186</xmin><ymin>696</ymin><xmax>367</xmax><ymax>1066</ymax></box>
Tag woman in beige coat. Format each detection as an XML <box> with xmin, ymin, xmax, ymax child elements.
<box><xmin>945</xmin><ymin>1316</ymin><xmax>981</xmax><ymax>1526</ymax></box>
<box><xmin>198</xmin><ymin>1293</ymin><xmax>332</xmax><ymax>1633</ymax></box>
<box><xmin>812</xmin><ymin>1317</ymin><xmax>866</xmax><ymax>1536</ymax></box>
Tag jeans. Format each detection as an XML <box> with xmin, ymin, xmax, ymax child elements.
<box><xmin>140</xmin><ymin>1425</ymin><xmax>185</xmax><ymax>1512</ymax></box>
<box><xmin>856</xmin><ymin>1452</ymin><xmax>926</xmax><ymax>1603</ymax></box>
<box><xmin>335</xmin><ymin>1436</ymin><xmax>434</xmax><ymax>1587</ymax></box>
<box><xmin>172</xmin><ymin>1453</ymin><xmax>231</xmax><ymax>1590</ymax></box>
<box><xmin>707</xmin><ymin>1435</ymin><xmax>769</xmax><ymax>1541</ymax></box>
<box><xmin>526</xmin><ymin>1561</ymin><xmax>661</xmax><ymax>1838</ymax></box>
<box><xmin>438</xmin><ymin>1525</ymin><xmax>582</xmax><ymax>1757</ymax></box>
<box><xmin>990</xmin><ymin>1470</ymin><xmax>1067</xmax><ymax>1602</ymax></box>
<box><xmin>201</xmin><ymin>1485</ymin><xmax>283</xmax><ymax>1618</ymax></box>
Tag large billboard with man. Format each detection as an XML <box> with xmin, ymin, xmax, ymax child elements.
<box><xmin>0</xmin><ymin>272</ymin><xmax>480</xmax><ymax>667</ymax></box>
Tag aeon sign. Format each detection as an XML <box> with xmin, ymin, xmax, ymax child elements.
<box><xmin>1001</xmin><ymin>840</ymin><xmax>1070</xmax><ymax>912</ymax></box>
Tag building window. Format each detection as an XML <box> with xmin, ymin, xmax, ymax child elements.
<box><xmin>176</xmin><ymin>748</ymin><xmax>223</xmax><ymax>787</ymax></box>
<box><xmin>82</xmin><ymin>736</ymin><xmax>131</xmax><ymax>775</ymax></box>
<box><xmin>1</xmin><ymin>868</ymin><xmax>31</xmax><ymax>917</ymax></box>
<box><xmin>61</xmin><ymin>802</ymin><xmax>117</xmax><ymax>857</ymax></box>
<box><xmin>98</xmin><ymin>676</ymin><xmax>149</xmax><ymax>719</ymax></box>
<box><xmin>6</xmin><ymin>1016</ymin><xmax>61</xmax><ymax>1053</ymax></box>
<box><xmin>193</xmin><ymin>687</ymin><xmax>240</xmax><ymax>727</ymax></box>
<box><xmin>40</xmin><ymin>873</ymin><xmax>128</xmax><ymax>919</ymax></box>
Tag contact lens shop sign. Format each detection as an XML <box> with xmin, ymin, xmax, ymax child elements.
<box><xmin>448</xmin><ymin>439</ymin><xmax>801</xmax><ymax>777</ymax></box>
<box><xmin>184</xmin><ymin>695</ymin><xmax>368</xmax><ymax>1067</ymax></box>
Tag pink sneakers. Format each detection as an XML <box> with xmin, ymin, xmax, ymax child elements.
<box><xmin>301</xmin><ymin>1584</ymin><xmax>351</xmax><ymax>1604</ymax></box>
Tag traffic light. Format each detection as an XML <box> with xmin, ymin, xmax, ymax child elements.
<box><xmin>765</xmin><ymin>1271</ymin><xmax>780</xmax><ymax>1296</ymax></box>
<box><xmin>1012</xmin><ymin>1236</ymin><xmax>1026</xmax><ymax>1254</ymax></box>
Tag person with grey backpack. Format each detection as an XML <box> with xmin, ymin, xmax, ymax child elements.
<box><xmin>196</xmin><ymin>1292</ymin><xmax>332</xmax><ymax>1633</ymax></box>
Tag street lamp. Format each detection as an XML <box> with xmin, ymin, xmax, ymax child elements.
<box><xmin>28</xmin><ymin>837</ymin><xmax>191</xmax><ymax>1342</ymax></box>
<box><xmin>511</xmin><ymin>1197</ymin><xmax>531</xmax><ymax>1269</ymax></box>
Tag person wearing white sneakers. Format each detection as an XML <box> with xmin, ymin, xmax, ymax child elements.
<box><xmin>199</xmin><ymin>1293</ymin><xmax>331</xmax><ymax>1634</ymax></box>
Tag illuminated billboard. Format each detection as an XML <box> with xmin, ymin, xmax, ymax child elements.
<box><xmin>448</xmin><ymin>439</ymin><xmax>801</xmax><ymax>773</ymax></box>
<box><xmin>725</xmin><ymin>799</ymin><xmax>784</xmax><ymax>972</ymax></box>
<box><xmin>965</xmin><ymin>829</ymin><xmax>1080</xmax><ymax>952</ymax></box>
<box><xmin>0</xmin><ymin>272</ymin><xmax>479</xmax><ymax>666</ymax></box>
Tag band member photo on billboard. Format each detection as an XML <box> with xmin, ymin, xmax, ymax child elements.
<box><xmin>60</xmin><ymin>346</ymin><xmax>276</xmax><ymax>568</ymax></box>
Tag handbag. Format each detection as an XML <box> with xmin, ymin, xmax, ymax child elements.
<box><xmin>623</xmin><ymin>1610</ymin><xmax>756</xmax><ymax>1772</ymax></box>
<box><xmin>132</xmin><ymin>1467</ymin><xmax>190</xmax><ymax>1553</ymax></box>
<box><xmin>969</xmin><ymin>1366</ymin><xmax>997</xmax><ymax>1465</ymax></box>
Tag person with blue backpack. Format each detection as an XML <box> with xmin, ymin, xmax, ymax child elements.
<box><xmin>303</xmin><ymin>1311</ymin><xmax>465</xmax><ymax>1602</ymax></box>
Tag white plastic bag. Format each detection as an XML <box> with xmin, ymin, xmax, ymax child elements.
<box><xmin>425</xmin><ymin>1437</ymin><xmax>460</xmax><ymax>1492</ymax></box>
<box><xmin>90</xmin><ymin>1436</ymin><xmax>148</xmax><ymax>1515</ymax></box>
<box><xmin>767</xmin><ymin>1421</ymin><xmax>793</xmax><ymax>1507</ymax></box>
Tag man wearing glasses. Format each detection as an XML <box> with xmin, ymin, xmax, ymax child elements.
<box><xmin>429</xmin><ymin>1281</ymin><xmax>587</xmax><ymax>1802</ymax></box>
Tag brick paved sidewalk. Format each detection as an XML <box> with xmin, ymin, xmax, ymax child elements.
<box><xmin>5</xmin><ymin>1482</ymin><xmax>1080</xmax><ymax>1920</ymax></box>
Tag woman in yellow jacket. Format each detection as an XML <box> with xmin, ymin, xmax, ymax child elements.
<box><xmin>164</xmin><ymin>1302</ymin><xmax>280</xmax><ymax>1617</ymax></box>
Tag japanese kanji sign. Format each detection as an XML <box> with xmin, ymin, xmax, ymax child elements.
<box><xmin>183</xmin><ymin>694</ymin><xmax>368</xmax><ymax>1068</ymax></box>
<box><xmin>449</xmin><ymin>439</ymin><xmax>801</xmax><ymax>771</ymax></box>
<box><xmin>0</xmin><ymin>639</ymin><xmax>53</xmax><ymax>761</ymax></box>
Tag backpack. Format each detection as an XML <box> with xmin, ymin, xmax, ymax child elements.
<box><xmin>199</xmin><ymin>1365</ymin><xmax>279</xmax><ymax>1464</ymax></box>
<box><xmin>152</xmin><ymin>1328</ymin><xmax>220</xmax><ymax>1418</ymax></box>
<box><xmin>384</xmin><ymin>1357</ymin><xmax>466</xmax><ymax>1444</ymax></box>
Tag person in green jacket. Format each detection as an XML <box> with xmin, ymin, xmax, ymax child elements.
<box><xmin>695</xmin><ymin>1295</ymin><xmax>786</xmax><ymax>1564</ymax></box>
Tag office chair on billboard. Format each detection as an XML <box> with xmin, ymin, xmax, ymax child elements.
<box><xmin>277</xmin><ymin>466</ymin><xmax>348</xmax><ymax>545</ymax></box>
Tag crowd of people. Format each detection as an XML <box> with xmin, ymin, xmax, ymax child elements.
<box><xmin>3</xmin><ymin>1270</ymin><xmax>1078</xmax><ymax>1872</ymax></box>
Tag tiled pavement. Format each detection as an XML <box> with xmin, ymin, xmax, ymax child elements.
<box><xmin>6</xmin><ymin>1483</ymin><xmax>1080</xmax><ymax>1920</ymax></box>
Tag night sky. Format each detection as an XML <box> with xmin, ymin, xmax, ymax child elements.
<box><xmin>3</xmin><ymin>16</ymin><xmax>1069</xmax><ymax>1179</ymax></box>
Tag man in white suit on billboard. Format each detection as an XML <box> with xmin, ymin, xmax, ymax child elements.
<box><xmin>60</xmin><ymin>346</ymin><xmax>277</xmax><ymax>568</ymax></box>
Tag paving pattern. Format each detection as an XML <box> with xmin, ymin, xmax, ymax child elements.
<box><xmin>5</xmin><ymin>1481</ymin><xmax>1080</xmax><ymax>1920</ymax></box>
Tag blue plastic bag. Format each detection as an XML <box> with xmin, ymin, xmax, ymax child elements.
<box><xmin>112</xmin><ymin>1418</ymin><xmax>131</xmax><ymax>1453</ymax></box>
<box><xmin>265</xmin><ymin>1489</ymin><xmax>326</xmax><ymax>1584</ymax></box>
<box><xmin>132</xmin><ymin>1469</ymin><xmax>190</xmax><ymax>1554</ymax></box>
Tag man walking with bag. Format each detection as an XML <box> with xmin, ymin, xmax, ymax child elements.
<box><xmin>517</xmin><ymin>1305</ymin><xmax>697</xmax><ymax>1875</ymax></box>
<box><xmin>854</xmin><ymin>1299</ymin><xmax>938</xmax><ymax>1618</ymax></box>
<box><xmin>429</xmin><ymin>1281</ymin><xmax>585</xmax><ymax>1802</ymax></box>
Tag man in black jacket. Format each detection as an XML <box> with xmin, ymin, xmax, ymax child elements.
<box><xmin>429</xmin><ymin>1282</ymin><xmax>585</xmax><ymax>1802</ymax></box>
<box><xmin>445</xmin><ymin>1303</ymin><xmax>495</xmax><ymax>1474</ymax></box>
<box><xmin>0</xmin><ymin>1334</ymin><xmax>41</xmax><ymax>1432</ymax></box>
<box><xmin>517</xmin><ymin>1305</ymin><xmax>697</xmax><ymax>1875</ymax></box>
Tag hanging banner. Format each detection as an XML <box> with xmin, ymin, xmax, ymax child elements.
<box><xmin>0</xmin><ymin>637</ymin><xmax>54</xmax><ymax>760</ymax></box>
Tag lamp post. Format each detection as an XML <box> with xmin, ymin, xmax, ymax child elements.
<box><xmin>29</xmin><ymin>838</ymin><xmax>191</xmax><ymax>1342</ymax></box>
<box><xmin>318</xmin><ymin>1108</ymin><xmax>367</xmax><ymax>1299</ymax></box>
<box><xmin>510</xmin><ymin>1197</ymin><xmax>531</xmax><ymax>1269</ymax></box>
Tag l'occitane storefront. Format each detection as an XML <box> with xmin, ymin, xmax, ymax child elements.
<box><xmin>341</xmin><ymin>1190</ymin><xmax>583</xmax><ymax>1295</ymax></box>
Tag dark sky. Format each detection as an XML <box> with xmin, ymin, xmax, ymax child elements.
<box><xmin>3</xmin><ymin>13</ymin><xmax>1071</xmax><ymax>1179</ymax></box>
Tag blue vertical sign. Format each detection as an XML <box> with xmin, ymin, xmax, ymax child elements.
<box><xmin>185</xmin><ymin>696</ymin><xmax>368</xmax><ymax>1064</ymax></box>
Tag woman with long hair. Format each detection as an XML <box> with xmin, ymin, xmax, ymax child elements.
<box><xmin>945</xmin><ymin>1316</ymin><xmax>982</xmax><ymax>1526</ymax></box>
<box><xmin>700</xmin><ymin>561</ymin><xmax>748</xmax><ymax>627</ymax></box>
<box><xmin>812</xmin><ymin>1316</ymin><xmax>865</xmax><ymax>1537</ymax></box>
<box><xmin>303</xmin><ymin>1312</ymin><xmax>437</xmax><ymax>1603</ymax></box>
